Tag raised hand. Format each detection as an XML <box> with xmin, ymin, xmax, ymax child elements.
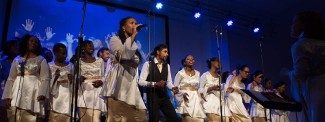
<box><xmin>22</xmin><ymin>19</ymin><xmax>34</xmax><ymax>32</ymax></box>
<box><xmin>232</xmin><ymin>70</ymin><xmax>237</xmax><ymax>76</ymax></box>
<box><xmin>45</xmin><ymin>27</ymin><xmax>56</xmax><ymax>40</ymax></box>
<box><xmin>35</xmin><ymin>32</ymin><xmax>45</xmax><ymax>42</ymax></box>
<box><xmin>66</xmin><ymin>33</ymin><xmax>75</xmax><ymax>44</ymax></box>
<box><xmin>172</xmin><ymin>87</ymin><xmax>179</xmax><ymax>94</ymax></box>
<box><xmin>105</xmin><ymin>33</ymin><xmax>112</xmax><ymax>47</ymax></box>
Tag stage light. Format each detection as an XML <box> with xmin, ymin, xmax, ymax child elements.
<box><xmin>156</xmin><ymin>2</ymin><xmax>163</xmax><ymax>9</ymax></box>
<box><xmin>194</xmin><ymin>12</ymin><xmax>201</xmax><ymax>19</ymax></box>
<box><xmin>253</xmin><ymin>27</ymin><xmax>260</xmax><ymax>33</ymax></box>
<box><xmin>227</xmin><ymin>20</ymin><xmax>233</xmax><ymax>26</ymax></box>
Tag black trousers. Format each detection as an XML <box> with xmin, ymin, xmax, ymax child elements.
<box><xmin>147</xmin><ymin>92</ymin><xmax>179</xmax><ymax>122</ymax></box>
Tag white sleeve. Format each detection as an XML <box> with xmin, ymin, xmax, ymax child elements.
<box><xmin>109</xmin><ymin>36</ymin><xmax>138</xmax><ymax>60</ymax></box>
<box><xmin>138</xmin><ymin>62</ymin><xmax>153</xmax><ymax>86</ymax></box>
<box><xmin>198</xmin><ymin>73</ymin><xmax>208</xmax><ymax>96</ymax></box>
<box><xmin>1</xmin><ymin>60</ymin><xmax>18</xmax><ymax>99</ymax></box>
<box><xmin>38</xmin><ymin>59</ymin><xmax>51</xmax><ymax>98</ymax></box>
<box><xmin>166</xmin><ymin>64</ymin><xmax>174</xmax><ymax>89</ymax></box>
<box><xmin>290</xmin><ymin>42</ymin><xmax>310</xmax><ymax>82</ymax></box>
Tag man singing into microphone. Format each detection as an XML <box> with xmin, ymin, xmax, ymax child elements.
<box><xmin>138</xmin><ymin>44</ymin><xmax>179</xmax><ymax>122</ymax></box>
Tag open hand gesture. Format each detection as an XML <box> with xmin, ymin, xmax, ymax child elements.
<box><xmin>45</xmin><ymin>27</ymin><xmax>56</xmax><ymax>40</ymax></box>
<box><xmin>22</xmin><ymin>19</ymin><xmax>34</xmax><ymax>32</ymax></box>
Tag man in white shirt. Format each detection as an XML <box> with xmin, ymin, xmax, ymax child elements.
<box><xmin>139</xmin><ymin>44</ymin><xmax>179</xmax><ymax>122</ymax></box>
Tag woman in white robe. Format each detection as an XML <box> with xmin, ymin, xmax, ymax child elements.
<box><xmin>271</xmin><ymin>81</ymin><xmax>290</xmax><ymax>122</ymax></box>
<box><xmin>246</xmin><ymin>70</ymin><xmax>269</xmax><ymax>122</ymax></box>
<box><xmin>174</xmin><ymin>55</ymin><xmax>206</xmax><ymax>122</ymax></box>
<box><xmin>100</xmin><ymin>16</ymin><xmax>147</xmax><ymax>122</ymax></box>
<box><xmin>77</xmin><ymin>41</ymin><xmax>106</xmax><ymax>122</ymax></box>
<box><xmin>199</xmin><ymin>57</ymin><xmax>232</xmax><ymax>122</ymax></box>
<box><xmin>48</xmin><ymin>43</ymin><xmax>74</xmax><ymax>122</ymax></box>
<box><xmin>225</xmin><ymin>65</ymin><xmax>251</xmax><ymax>122</ymax></box>
<box><xmin>2</xmin><ymin>34</ymin><xmax>50</xmax><ymax>122</ymax></box>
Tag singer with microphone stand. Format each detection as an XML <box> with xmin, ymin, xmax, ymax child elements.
<box><xmin>2</xmin><ymin>34</ymin><xmax>50</xmax><ymax>122</ymax></box>
<box><xmin>199</xmin><ymin>57</ymin><xmax>232</xmax><ymax>122</ymax></box>
<box><xmin>100</xmin><ymin>16</ymin><xmax>147</xmax><ymax>122</ymax></box>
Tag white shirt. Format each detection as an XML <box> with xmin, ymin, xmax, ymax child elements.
<box><xmin>138</xmin><ymin>58</ymin><xmax>174</xmax><ymax>89</ymax></box>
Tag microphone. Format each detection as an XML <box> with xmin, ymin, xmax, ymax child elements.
<box><xmin>137</xmin><ymin>24</ymin><xmax>147</xmax><ymax>32</ymax></box>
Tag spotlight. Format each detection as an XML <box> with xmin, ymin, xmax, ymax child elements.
<box><xmin>194</xmin><ymin>12</ymin><xmax>201</xmax><ymax>19</ymax></box>
<box><xmin>156</xmin><ymin>2</ymin><xmax>163</xmax><ymax>10</ymax></box>
<box><xmin>227</xmin><ymin>20</ymin><xmax>233</xmax><ymax>26</ymax></box>
<box><xmin>253</xmin><ymin>27</ymin><xmax>260</xmax><ymax>33</ymax></box>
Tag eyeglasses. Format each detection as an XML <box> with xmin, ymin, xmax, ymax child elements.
<box><xmin>243</xmin><ymin>71</ymin><xmax>250</xmax><ymax>74</ymax></box>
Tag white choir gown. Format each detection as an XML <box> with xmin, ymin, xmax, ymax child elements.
<box><xmin>2</xmin><ymin>56</ymin><xmax>50</xmax><ymax>116</ymax></box>
<box><xmin>174</xmin><ymin>68</ymin><xmax>206</xmax><ymax>119</ymax></box>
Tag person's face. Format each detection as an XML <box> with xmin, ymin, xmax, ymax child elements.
<box><xmin>184</xmin><ymin>55</ymin><xmax>195</xmax><ymax>67</ymax></box>
<box><xmin>44</xmin><ymin>51</ymin><xmax>53</xmax><ymax>62</ymax></box>
<box><xmin>83</xmin><ymin>43</ymin><xmax>94</xmax><ymax>55</ymax></box>
<box><xmin>266</xmin><ymin>80</ymin><xmax>272</xmax><ymax>89</ymax></box>
<box><xmin>28</xmin><ymin>37</ymin><xmax>39</xmax><ymax>52</ymax></box>
<box><xmin>55</xmin><ymin>47</ymin><xmax>67</xmax><ymax>63</ymax></box>
<box><xmin>277</xmin><ymin>84</ymin><xmax>286</xmax><ymax>94</ymax></box>
<box><xmin>100</xmin><ymin>50</ymin><xmax>110</xmax><ymax>62</ymax></box>
<box><xmin>212</xmin><ymin>60</ymin><xmax>221</xmax><ymax>69</ymax></box>
<box><xmin>239</xmin><ymin>67</ymin><xmax>250</xmax><ymax>78</ymax></box>
<box><xmin>291</xmin><ymin>16</ymin><xmax>304</xmax><ymax>38</ymax></box>
<box><xmin>157</xmin><ymin>48</ymin><xmax>168</xmax><ymax>61</ymax></box>
<box><xmin>254</xmin><ymin>74</ymin><xmax>263</xmax><ymax>84</ymax></box>
<box><xmin>122</xmin><ymin>18</ymin><xmax>137</xmax><ymax>36</ymax></box>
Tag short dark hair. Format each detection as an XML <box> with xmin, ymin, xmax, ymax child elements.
<box><xmin>53</xmin><ymin>43</ymin><xmax>67</xmax><ymax>53</ymax></box>
<box><xmin>236</xmin><ymin>64</ymin><xmax>249</xmax><ymax>72</ymax></box>
<box><xmin>151</xmin><ymin>44</ymin><xmax>168</xmax><ymax>57</ymax></box>
<box><xmin>274</xmin><ymin>81</ymin><xmax>286</xmax><ymax>89</ymax></box>
<box><xmin>97</xmin><ymin>47</ymin><xmax>109</xmax><ymax>57</ymax></box>
<box><xmin>206</xmin><ymin>57</ymin><xmax>219</xmax><ymax>69</ymax></box>
<box><xmin>19</xmin><ymin>34</ymin><xmax>42</xmax><ymax>56</ymax></box>
<box><xmin>296</xmin><ymin>11</ymin><xmax>325</xmax><ymax>40</ymax></box>
<box><xmin>181</xmin><ymin>55</ymin><xmax>192</xmax><ymax>67</ymax></box>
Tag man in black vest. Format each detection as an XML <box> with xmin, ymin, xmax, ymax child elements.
<box><xmin>139</xmin><ymin>44</ymin><xmax>179</xmax><ymax>122</ymax></box>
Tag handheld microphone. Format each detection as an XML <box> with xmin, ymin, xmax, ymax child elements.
<box><xmin>137</xmin><ymin>24</ymin><xmax>147</xmax><ymax>32</ymax></box>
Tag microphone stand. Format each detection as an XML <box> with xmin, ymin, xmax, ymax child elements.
<box><xmin>14</xmin><ymin>53</ymin><xmax>28</xmax><ymax>122</ymax></box>
<box><xmin>71</xmin><ymin>1</ymin><xmax>87</xmax><ymax>122</ymax></box>
<box><xmin>146</xmin><ymin>8</ymin><xmax>155</xmax><ymax>122</ymax></box>
<box><xmin>257</xmin><ymin>35</ymin><xmax>269</xmax><ymax>122</ymax></box>
<box><xmin>215</xmin><ymin>25</ymin><xmax>223</xmax><ymax>122</ymax></box>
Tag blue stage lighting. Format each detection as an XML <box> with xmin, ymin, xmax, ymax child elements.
<box><xmin>156</xmin><ymin>2</ymin><xmax>163</xmax><ymax>9</ymax></box>
<box><xmin>253</xmin><ymin>27</ymin><xmax>260</xmax><ymax>33</ymax></box>
<box><xmin>194</xmin><ymin>12</ymin><xmax>201</xmax><ymax>19</ymax></box>
<box><xmin>227</xmin><ymin>20</ymin><xmax>233</xmax><ymax>26</ymax></box>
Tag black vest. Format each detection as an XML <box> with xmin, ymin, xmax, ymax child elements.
<box><xmin>146</xmin><ymin>61</ymin><xmax>168</xmax><ymax>98</ymax></box>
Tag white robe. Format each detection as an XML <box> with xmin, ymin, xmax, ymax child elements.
<box><xmin>49</xmin><ymin>62</ymin><xmax>74</xmax><ymax>115</ymax></box>
<box><xmin>247</xmin><ymin>83</ymin><xmax>270</xmax><ymax>119</ymax></box>
<box><xmin>289</xmin><ymin>37</ymin><xmax>325</xmax><ymax>122</ymax></box>
<box><xmin>2</xmin><ymin>56</ymin><xmax>50</xmax><ymax>115</ymax></box>
<box><xmin>77</xmin><ymin>58</ymin><xmax>106</xmax><ymax>112</ymax></box>
<box><xmin>100</xmin><ymin>36</ymin><xmax>146</xmax><ymax>110</ymax></box>
<box><xmin>199</xmin><ymin>71</ymin><xmax>232</xmax><ymax>117</ymax></box>
<box><xmin>225</xmin><ymin>75</ymin><xmax>250</xmax><ymax>118</ymax></box>
<box><xmin>174</xmin><ymin>68</ymin><xmax>206</xmax><ymax>118</ymax></box>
